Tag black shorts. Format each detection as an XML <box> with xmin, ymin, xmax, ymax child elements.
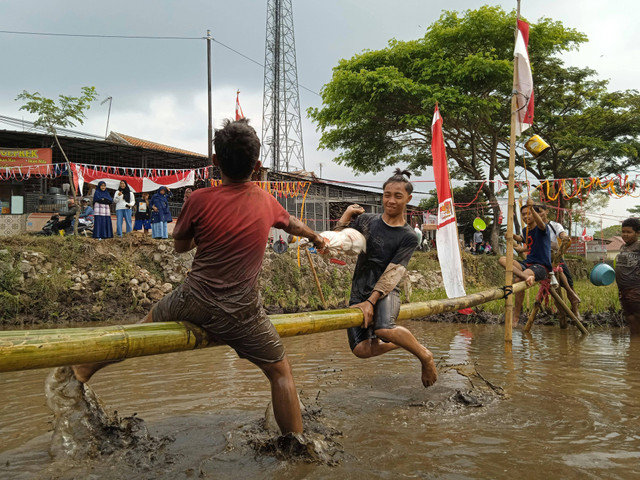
<box><xmin>347</xmin><ymin>290</ymin><xmax>400</xmax><ymax>351</ymax></box>
<box><xmin>518</xmin><ymin>261</ymin><xmax>548</xmax><ymax>281</ymax></box>
<box><xmin>152</xmin><ymin>283</ymin><xmax>285</xmax><ymax>364</ymax></box>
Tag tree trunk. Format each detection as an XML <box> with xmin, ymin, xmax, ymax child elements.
<box><xmin>53</xmin><ymin>132</ymin><xmax>80</xmax><ymax>235</ymax></box>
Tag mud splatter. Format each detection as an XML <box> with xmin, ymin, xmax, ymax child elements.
<box><xmin>44</xmin><ymin>366</ymin><xmax>173</xmax><ymax>468</ymax></box>
<box><xmin>408</xmin><ymin>362</ymin><xmax>506</xmax><ymax>412</ymax></box>
<box><xmin>223</xmin><ymin>399</ymin><xmax>347</xmax><ymax>466</ymax></box>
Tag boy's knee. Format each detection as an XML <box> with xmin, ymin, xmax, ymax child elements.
<box><xmin>352</xmin><ymin>342</ymin><xmax>372</xmax><ymax>358</ymax></box>
<box><xmin>498</xmin><ymin>256</ymin><xmax>506</xmax><ymax>266</ymax></box>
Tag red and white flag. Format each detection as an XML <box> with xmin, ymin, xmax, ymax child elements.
<box><xmin>432</xmin><ymin>105</ymin><xmax>466</xmax><ymax>299</ymax></box>
<box><xmin>514</xmin><ymin>19</ymin><xmax>534</xmax><ymax>136</ymax></box>
<box><xmin>581</xmin><ymin>227</ymin><xmax>593</xmax><ymax>242</ymax></box>
<box><xmin>235</xmin><ymin>89</ymin><xmax>245</xmax><ymax>121</ymax></box>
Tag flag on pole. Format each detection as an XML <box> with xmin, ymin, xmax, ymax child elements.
<box><xmin>235</xmin><ymin>89</ymin><xmax>245</xmax><ymax>121</ymax></box>
<box><xmin>514</xmin><ymin>19</ymin><xmax>534</xmax><ymax>136</ymax></box>
<box><xmin>432</xmin><ymin>105</ymin><xmax>466</xmax><ymax>299</ymax></box>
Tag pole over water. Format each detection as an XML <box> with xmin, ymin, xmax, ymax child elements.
<box><xmin>0</xmin><ymin>282</ymin><xmax>531</xmax><ymax>373</ymax></box>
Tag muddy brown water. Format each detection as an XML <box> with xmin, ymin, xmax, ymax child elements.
<box><xmin>1</xmin><ymin>322</ymin><xmax>640</xmax><ymax>479</ymax></box>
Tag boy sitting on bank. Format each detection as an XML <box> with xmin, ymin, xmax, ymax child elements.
<box><xmin>499</xmin><ymin>198</ymin><xmax>551</xmax><ymax>323</ymax></box>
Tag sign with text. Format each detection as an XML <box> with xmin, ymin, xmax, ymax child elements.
<box><xmin>0</xmin><ymin>148</ymin><xmax>53</xmax><ymax>175</ymax></box>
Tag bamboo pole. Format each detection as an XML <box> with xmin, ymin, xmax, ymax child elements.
<box><xmin>0</xmin><ymin>282</ymin><xmax>533</xmax><ymax>373</ymax></box>
<box><xmin>524</xmin><ymin>301</ymin><xmax>541</xmax><ymax>333</ymax></box>
<box><xmin>306</xmin><ymin>249</ymin><xmax>327</xmax><ymax>309</ymax></box>
<box><xmin>548</xmin><ymin>287</ymin><xmax>589</xmax><ymax>335</ymax></box>
<box><xmin>504</xmin><ymin>0</ymin><xmax>524</xmax><ymax>351</ymax></box>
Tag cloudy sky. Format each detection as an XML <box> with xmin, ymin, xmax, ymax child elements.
<box><xmin>1</xmin><ymin>0</ymin><xmax>638</xmax><ymax>225</ymax></box>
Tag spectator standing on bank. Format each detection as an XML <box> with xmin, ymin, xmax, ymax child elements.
<box><xmin>150</xmin><ymin>186</ymin><xmax>172</xmax><ymax>239</ymax></box>
<box><xmin>114</xmin><ymin>180</ymin><xmax>135</xmax><ymax>237</ymax></box>
<box><xmin>473</xmin><ymin>229</ymin><xmax>483</xmax><ymax>253</ymax></box>
<box><xmin>92</xmin><ymin>181</ymin><xmax>113</xmax><ymax>239</ymax></box>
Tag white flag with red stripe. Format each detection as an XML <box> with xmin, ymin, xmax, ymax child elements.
<box><xmin>235</xmin><ymin>89</ymin><xmax>245</xmax><ymax>121</ymax></box>
<box><xmin>432</xmin><ymin>105</ymin><xmax>466</xmax><ymax>298</ymax></box>
<box><xmin>514</xmin><ymin>19</ymin><xmax>534</xmax><ymax>136</ymax></box>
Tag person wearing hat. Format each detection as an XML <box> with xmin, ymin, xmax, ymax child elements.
<box><xmin>78</xmin><ymin>197</ymin><xmax>94</xmax><ymax>225</ymax></box>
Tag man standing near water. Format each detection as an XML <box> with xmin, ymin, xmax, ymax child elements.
<box><xmin>334</xmin><ymin>169</ymin><xmax>438</xmax><ymax>388</ymax></box>
<box><xmin>615</xmin><ymin>217</ymin><xmax>640</xmax><ymax>335</ymax></box>
<box><xmin>73</xmin><ymin>118</ymin><xmax>327</xmax><ymax>435</ymax></box>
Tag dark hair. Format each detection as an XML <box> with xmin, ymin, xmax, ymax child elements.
<box><xmin>520</xmin><ymin>203</ymin><xmax>544</xmax><ymax>214</ymax></box>
<box><xmin>382</xmin><ymin>168</ymin><xmax>413</xmax><ymax>194</ymax></box>
<box><xmin>622</xmin><ymin>217</ymin><xmax>640</xmax><ymax>232</ymax></box>
<box><xmin>213</xmin><ymin>118</ymin><xmax>261</xmax><ymax>181</ymax></box>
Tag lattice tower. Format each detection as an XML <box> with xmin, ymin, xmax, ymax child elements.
<box><xmin>261</xmin><ymin>0</ymin><xmax>305</xmax><ymax>172</ymax></box>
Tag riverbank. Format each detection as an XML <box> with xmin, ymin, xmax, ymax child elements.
<box><xmin>0</xmin><ymin>234</ymin><xmax>622</xmax><ymax>328</ymax></box>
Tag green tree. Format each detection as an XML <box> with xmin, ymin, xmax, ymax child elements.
<box><xmin>16</xmin><ymin>87</ymin><xmax>99</xmax><ymax>234</ymax></box>
<box><xmin>309</xmin><ymin>6</ymin><xmax>640</xmax><ymax>249</ymax></box>
<box><xmin>628</xmin><ymin>205</ymin><xmax>640</xmax><ymax>216</ymax></box>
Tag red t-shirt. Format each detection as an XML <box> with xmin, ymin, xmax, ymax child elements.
<box><xmin>173</xmin><ymin>183</ymin><xmax>290</xmax><ymax>300</ymax></box>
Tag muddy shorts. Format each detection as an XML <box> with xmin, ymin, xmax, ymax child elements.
<box><xmin>619</xmin><ymin>287</ymin><xmax>640</xmax><ymax>318</ymax></box>
<box><xmin>518</xmin><ymin>261</ymin><xmax>548</xmax><ymax>282</ymax></box>
<box><xmin>152</xmin><ymin>283</ymin><xmax>285</xmax><ymax>364</ymax></box>
<box><xmin>347</xmin><ymin>290</ymin><xmax>401</xmax><ymax>351</ymax></box>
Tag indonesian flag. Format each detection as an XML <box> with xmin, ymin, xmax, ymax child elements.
<box><xmin>235</xmin><ymin>89</ymin><xmax>245</xmax><ymax>121</ymax></box>
<box><xmin>514</xmin><ymin>19</ymin><xmax>534</xmax><ymax>136</ymax></box>
<box><xmin>432</xmin><ymin>105</ymin><xmax>466</xmax><ymax>299</ymax></box>
<box><xmin>71</xmin><ymin>163</ymin><xmax>195</xmax><ymax>194</ymax></box>
<box><xmin>581</xmin><ymin>227</ymin><xmax>593</xmax><ymax>242</ymax></box>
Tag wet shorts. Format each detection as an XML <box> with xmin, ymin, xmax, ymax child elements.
<box><xmin>152</xmin><ymin>283</ymin><xmax>285</xmax><ymax>364</ymax></box>
<box><xmin>347</xmin><ymin>290</ymin><xmax>400</xmax><ymax>351</ymax></box>
<box><xmin>518</xmin><ymin>261</ymin><xmax>549</xmax><ymax>282</ymax></box>
<box><xmin>619</xmin><ymin>287</ymin><xmax>640</xmax><ymax>318</ymax></box>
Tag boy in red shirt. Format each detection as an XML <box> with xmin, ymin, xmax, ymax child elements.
<box><xmin>74</xmin><ymin>119</ymin><xmax>326</xmax><ymax>435</ymax></box>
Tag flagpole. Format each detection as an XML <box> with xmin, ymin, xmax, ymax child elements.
<box><xmin>504</xmin><ymin>0</ymin><xmax>522</xmax><ymax>351</ymax></box>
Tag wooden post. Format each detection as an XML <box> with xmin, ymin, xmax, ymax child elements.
<box><xmin>305</xmin><ymin>248</ymin><xmax>327</xmax><ymax>309</ymax></box>
<box><xmin>206</xmin><ymin>30</ymin><xmax>214</xmax><ymax>178</ymax></box>
<box><xmin>524</xmin><ymin>301</ymin><xmax>541</xmax><ymax>333</ymax></box>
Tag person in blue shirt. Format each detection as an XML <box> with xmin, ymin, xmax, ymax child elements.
<box><xmin>150</xmin><ymin>186</ymin><xmax>172</xmax><ymax>239</ymax></box>
<box><xmin>499</xmin><ymin>198</ymin><xmax>551</xmax><ymax>323</ymax></box>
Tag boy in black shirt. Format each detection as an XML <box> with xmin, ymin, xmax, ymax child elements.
<box><xmin>336</xmin><ymin>169</ymin><xmax>437</xmax><ymax>388</ymax></box>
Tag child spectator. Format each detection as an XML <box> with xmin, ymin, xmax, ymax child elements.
<box><xmin>133</xmin><ymin>192</ymin><xmax>152</xmax><ymax>235</ymax></box>
<box><xmin>615</xmin><ymin>217</ymin><xmax>640</xmax><ymax>334</ymax></box>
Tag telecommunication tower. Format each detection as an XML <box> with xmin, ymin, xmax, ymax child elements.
<box><xmin>261</xmin><ymin>0</ymin><xmax>305</xmax><ymax>172</ymax></box>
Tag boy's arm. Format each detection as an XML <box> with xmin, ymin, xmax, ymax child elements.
<box><xmin>283</xmin><ymin>216</ymin><xmax>326</xmax><ymax>251</ymax></box>
<box><xmin>335</xmin><ymin>204</ymin><xmax>365</xmax><ymax>231</ymax></box>
<box><xmin>527</xmin><ymin>199</ymin><xmax>546</xmax><ymax>230</ymax></box>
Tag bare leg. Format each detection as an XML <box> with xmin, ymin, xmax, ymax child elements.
<box><xmin>72</xmin><ymin>309</ymin><xmax>154</xmax><ymax>383</ymax></box>
<box><xmin>499</xmin><ymin>257</ymin><xmax>534</xmax><ymax>284</ymax></box>
<box><xmin>374</xmin><ymin>326</ymin><xmax>437</xmax><ymax>387</ymax></box>
<box><xmin>557</xmin><ymin>271</ymin><xmax>580</xmax><ymax>315</ymax></box>
<box><xmin>352</xmin><ymin>338</ymin><xmax>400</xmax><ymax>358</ymax></box>
<box><xmin>256</xmin><ymin>356</ymin><xmax>303</xmax><ymax>434</ymax></box>
<box><xmin>628</xmin><ymin>314</ymin><xmax>640</xmax><ymax>335</ymax></box>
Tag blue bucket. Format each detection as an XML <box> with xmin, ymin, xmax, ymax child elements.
<box><xmin>589</xmin><ymin>263</ymin><xmax>616</xmax><ymax>286</ymax></box>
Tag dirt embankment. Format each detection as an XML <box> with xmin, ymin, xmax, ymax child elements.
<box><xmin>0</xmin><ymin>235</ymin><xmax>619</xmax><ymax>328</ymax></box>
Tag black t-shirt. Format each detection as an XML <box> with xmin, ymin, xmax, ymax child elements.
<box><xmin>349</xmin><ymin>213</ymin><xmax>418</xmax><ymax>304</ymax></box>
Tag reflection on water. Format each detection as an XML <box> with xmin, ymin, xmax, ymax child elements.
<box><xmin>1</xmin><ymin>323</ymin><xmax>640</xmax><ymax>479</ymax></box>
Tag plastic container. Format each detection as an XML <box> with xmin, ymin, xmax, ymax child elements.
<box><xmin>473</xmin><ymin>217</ymin><xmax>486</xmax><ymax>231</ymax></box>
<box><xmin>589</xmin><ymin>263</ymin><xmax>616</xmax><ymax>286</ymax></box>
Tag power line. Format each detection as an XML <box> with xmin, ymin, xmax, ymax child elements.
<box><xmin>0</xmin><ymin>29</ymin><xmax>321</xmax><ymax>97</ymax></box>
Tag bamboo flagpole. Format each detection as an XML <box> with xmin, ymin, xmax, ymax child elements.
<box><xmin>505</xmin><ymin>0</ymin><xmax>534</xmax><ymax>349</ymax></box>
<box><xmin>0</xmin><ymin>282</ymin><xmax>533</xmax><ymax>374</ymax></box>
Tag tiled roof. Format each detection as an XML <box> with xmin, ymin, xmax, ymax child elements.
<box><xmin>606</xmin><ymin>236</ymin><xmax>625</xmax><ymax>251</ymax></box>
<box><xmin>109</xmin><ymin>132</ymin><xmax>207</xmax><ymax>158</ymax></box>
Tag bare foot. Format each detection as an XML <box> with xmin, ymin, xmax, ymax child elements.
<box><xmin>71</xmin><ymin>365</ymin><xmax>93</xmax><ymax>383</ymax></box>
<box><xmin>420</xmin><ymin>348</ymin><xmax>438</xmax><ymax>387</ymax></box>
<box><xmin>525</xmin><ymin>275</ymin><xmax>535</xmax><ymax>287</ymax></box>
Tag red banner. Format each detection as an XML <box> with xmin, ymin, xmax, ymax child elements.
<box><xmin>0</xmin><ymin>148</ymin><xmax>53</xmax><ymax>175</ymax></box>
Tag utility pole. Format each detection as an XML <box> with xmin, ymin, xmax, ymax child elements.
<box><xmin>206</xmin><ymin>29</ymin><xmax>213</xmax><ymax>177</ymax></box>
<box><xmin>100</xmin><ymin>96</ymin><xmax>112</xmax><ymax>140</ymax></box>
